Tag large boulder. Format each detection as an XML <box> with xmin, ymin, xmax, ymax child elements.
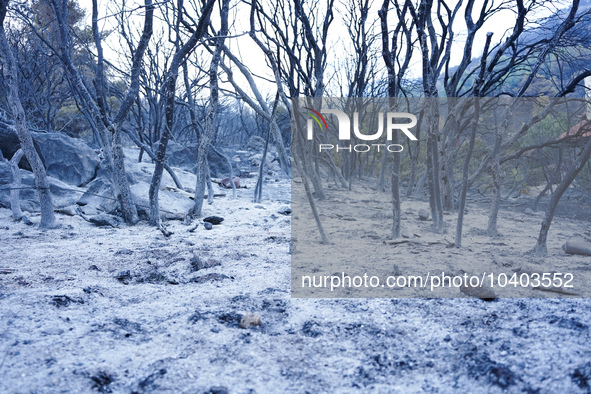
<box><xmin>34</xmin><ymin>133</ymin><xmax>99</xmax><ymax>186</ymax></box>
<box><xmin>0</xmin><ymin>127</ymin><xmax>41</xmax><ymax>171</ymax></box>
<box><xmin>76</xmin><ymin>176</ymin><xmax>118</xmax><ymax>214</ymax></box>
<box><xmin>0</xmin><ymin>161</ymin><xmax>83</xmax><ymax>212</ymax></box>
<box><xmin>0</xmin><ymin>128</ymin><xmax>99</xmax><ymax>187</ymax></box>
<box><xmin>166</xmin><ymin>141</ymin><xmax>237</xmax><ymax>178</ymax></box>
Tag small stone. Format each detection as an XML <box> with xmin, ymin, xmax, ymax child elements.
<box><xmin>88</xmin><ymin>265</ymin><xmax>100</xmax><ymax>271</ymax></box>
<box><xmin>460</xmin><ymin>283</ymin><xmax>496</xmax><ymax>301</ymax></box>
<box><xmin>190</xmin><ymin>255</ymin><xmax>221</xmax><ymax>271</ymax></box>
<box><xmin>192</xmin><ymin>273</ymin><xmax>230</xmax><ymax>283</ymax></box>
<box><xmin>418</xmin><ymin>209</ymin><xmax>430</xmax><ymax>221</ymax></box>
<box><xmin>524</xmin><ymin>208</ymin><xmax>535</xmax><ymax>216</ymax></box>
<box><xmin>114</xmin><ymin>248</ymin><xmax>133</xmax><ymax>255</ymax></box>
<box><xmin>278</xmin><ymin>206</ymin><xmax>292</xmax><ymax>215</ymax></box>
<box><xmin>88</xmin><ymin>214</ymin><xmax>120</xmax><ymax>227</ymax></box>
<box><xmin>254</xmin><ymin>205</ymin><xmax>265</xmax><ymax>209</ymax></box>
<box><xmin>55</xmin><ymin>205</ymin><xmax>78</xmax><ymax>216</ymax></box>
<box><xmin>203</xmin><ymin>216</ymin><xmax>224</xmax><ymax>225</ymax></box>
<box><xmin>239</xmin><ymin>313</ymin><xmax>261</xmax><ymax>329</ymax></box>
<box><xmin>401</xmin><ymin>228</ymin><xmax>411</xmax><ymax>239</ymax></box>
<box><xmin>115</xmin><ymin>270</ymin><xmax>131</xmax><ymax>284</ymax></box>
<box><xmin>203</xmin><ymin>222</ymin><xmax>213</xmax><ymax>230</ymax></box>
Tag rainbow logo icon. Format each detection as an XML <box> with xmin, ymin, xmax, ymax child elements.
<box><xmin>304</xmin><ymin>107</ymin><xmax>329</xmax><ymax>132</ymax></box>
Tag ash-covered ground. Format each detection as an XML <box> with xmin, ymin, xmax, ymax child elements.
<box><xmin>1</xmin><ymin>172</ymin><xmax>591</xmax><ymax>393</ymax></box>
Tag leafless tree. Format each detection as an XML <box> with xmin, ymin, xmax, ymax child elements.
<box><xmin>148</xmin><ymin>0</ymin><xmax>216</xmax><ymax>223</ymax></box>
<box><xmin>191</xmin><ymin>0</ymin><xmax>230</xmax><ymax>217</ymax></box>
<box><xmin>0</xmin><ymin>0</ymin><xmax>56</xmax><ymax>228</ymax></box>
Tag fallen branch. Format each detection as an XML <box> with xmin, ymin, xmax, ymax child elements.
<box><xmin>158</xmin><ymin>223</ymin><xmax>174</xmax><ymax>237</ymax></box>
<box><xmin>562</xmin><ymin>241</ymin><xmax>591</xmax><ymax>256</ymax></box>
<box><xmin>533</xmin><ymin>286</ymin><xmax>581</xmax><ymax>296</ymax></box>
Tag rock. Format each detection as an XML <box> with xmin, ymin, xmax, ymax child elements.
<box><xmin>217</xmin><ymin>312</ymin><xmax>242</xmax><ymax>328</ymax></box>
<box><xmin>89</xmin><ymin>371</ymin><xmax>115</xmax><ymax>393</ymax></box>
<box><xmin>34</xmin><ymin>133</ymin><xmax>99</xmax><ymax>186</ymax></box>
<box><xmin>254</xmin><ymin>205</ymin><xmax>265</xmax><ymax>209</ymax></box>
<box><xmin>239</xmin><ymin>313</ymin><xmax>261</xmax><ymax>329</ymax></box>
<box><xmin>76</xmin><ymin>177</ymin><xmax>118</xmax><ymax>213</ymax></box>
<box><xmin>418</xmin><ymin>209</ymin><xmax>430</xmax><ymax>221</ymax></box>
<box><xmin>278</xmin><ymin>206</ymin><xmax>292</xmax><ymax>215</ymax></box>
<box><xmin>88</xmin><ymin>265</ymin><xmax>100</xmax><ymax>271</ymax></box>
<box><xmin>571</xmin><ymin>363</ymin><xmax>591</xmax><ymax>389</ymax></box>
<box><xmin>114</xmin><ymin>248</ymin><xmax>134</xmax><ymax>255</ymax></box>
<box><xmin>190</xmin><ymin>255</ymin><xmax>221</xmax><ymax>271</ymax></box>
<box><xmin>248</xmin><ymin>153</ymin><xmax>280</xmax><ymax>171</ymax></box>
<box><xmin>401</xmin><ymin>228</ymin><xmax>411</xmax><ymax>239</ymax></box>
<box><xmin>0</xmin><ymin>162</ymin><xmax>83</xmax><ymax>211</ymax></box>
<box><xmin>165</xmin><ymin>142</ymin><xmax>236</xmax><ymax>178</ymax></box>
<box><xmin>460</xmin><ymin>282</ymin><xmax>496</xmax><ymax>301</ymax></box>
<box><xmin>244</xmin><ymin>135</ymin><xmax>266</xmax><ymax>151</ymax></box>
<box><xmin>137</xmin><ymin>206</ymin><xmax>150</xmax><ymax>221</ymax></box>
<box><xmin>115</xmin><ymin>270</ymin><xmax>132</xmax><ymax>284</ymax></box>
<box><xmin>51</xmin><ymin>295</ymin><xmax>83</xmax><ymax>307</ymax></box>
<box><xmin>87</xmin><ymin>214</ymin><xmax>120</xmax><ymax>227</ymax></box>
<box><xmin>0</xmin><ymin>129</ymin><xmax>100</xmax><ymax>186</ymax></box>
<box><xmin>524</xmin><ymin>208</ymin><xmax>535</xmax><ymax>216</ymax></box>
<box><xmin>95</xmin><ymin>159</ymin><xmax>138</xmax><ymax>185</ymax></box>
<box><xmin>55</xmin><ymin>205</ymin><xmax>78</xmax><ymax>216</ymax></box>
<box><xmin>203</xmin><ymin>216</ymin><xmax>224</xmax><ymax>225</ymax></box>
<box><xmin>203</xmin><ymin>222</ymin><xmax>213</xmax><ymax>230</ymax></box>
<box><xmin>219</xmin><ymin>177</ymin><xmax>240</xmax><ymax>189</ymax></box>
<box><xmin>192</xmin><ymin>273</ymin><xmax>229</xmax><ymax>283</ymax></box>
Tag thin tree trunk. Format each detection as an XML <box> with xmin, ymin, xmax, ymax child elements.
<box><xmin>9</xmin><ymin>149</ymin><xmax>24</xmax><ymax>221</ymax></box>
<box><xmin>206</xmin><ymin>159</ymin><xmax>214</xmax><ymax>204</ymax></box>
<box><xmin>391</xmin><ymin>131</ymin><xmax>401</xmax><ymax>238</ymax></box>
<box><xmin>456</xmin><ymin>33</ymin><xmax>492</xmax><ymax>247</ymax></box>
<box><xmin>148</xmin><ymin>0</ymin><xmax>216</xmax><ymax>223</ymax></box>
<box><xmin>293</xmin><ymin>139</ymin><xmax>329</xmax><ymax>244</ymax></box>
<box><xmin>487</xmin><ymin>132</ymin><xmax>503</xmax><ymax>237</ymax></box>
<box><xmin>219</xmin><ymin>45</ymin><xmax>291</xmax><ymax>176</ymax></box>
<box><xmin>254</xmin><ymin>92</ymin><xmax>279</xmax><ymax>203</ymax></box>
<box><xmin>212</xmin><ymin>146</ymin><xmax>236</xmax><ymax>199</ymax></box>
<box><xmin>0</xmin><ymin>2</ymin><xmax>55</xmax><ymax>228</ymax></box>
<box><xmin>122</xmin><ymin>127</ymin><xmax>183</xmax><ymax>189</ymax></box>
<box><xmin>192</xmin><ymin>0</ymin><xmax>229</xmax><ymax>217</ymax></box>
<box><xmin>534</xmin><ymin>123</ymin><xmax>591</xmax><ymax>253</ymax></box>
<box><xmin>456</xmin><ymin>99</ymin><xmax>481</xmax><ymax>246</ymax></box>
<box><xmin>533</xmin><ymin>148</ymin><xmax>562</xmax><ymax>211</ymax></box>
<box><xmin>426</xmin><ymin>134</ymin><xmax>438</xmax><ymax>229</ymax></box>
<box><xmin>377</xmin><ymin>147</ymin><xmax>388</xmax><ymax>192</ymax></box>
<box><xmin>412</xmin><ymin>169</ymin><xmax>428</xmax><ymax>199</ymax></box>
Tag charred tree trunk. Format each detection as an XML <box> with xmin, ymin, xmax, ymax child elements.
<box><xmin>486</xmin><ymin>132</ymin><xmax>503</xmax><ymax>237</ymax></box>
<box><xmin>254</xmin><ymin>92</ymin><xmax>279</xmax><ymax>203</ymax></box>
<box><xmin>534</xmin><ymin>121</ymin><xmax>591</xmax><ymax>254</ymax></box>
<box><xmin>0</xmin><ymin>1</ymin><xmax>56</xmax><ymax>228</ymax></box>
<box><xmin>8</xmin><ymin>149</ymin><xmax>24</xmax><ymax>222</ymax></box>
<box><xmin>148</xmin><ymin>0</ymin><xmax>216</xmax><ymax>223</ymax></box>
<box><xmin>192</xmin><ymin>0</ymin><xmax>229</xmax><ymax>217</ymax></box>
<box><xmin>455</xmin><ymin>33</ymin><xmax>492</xmax><ymax>247</ymax></box>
